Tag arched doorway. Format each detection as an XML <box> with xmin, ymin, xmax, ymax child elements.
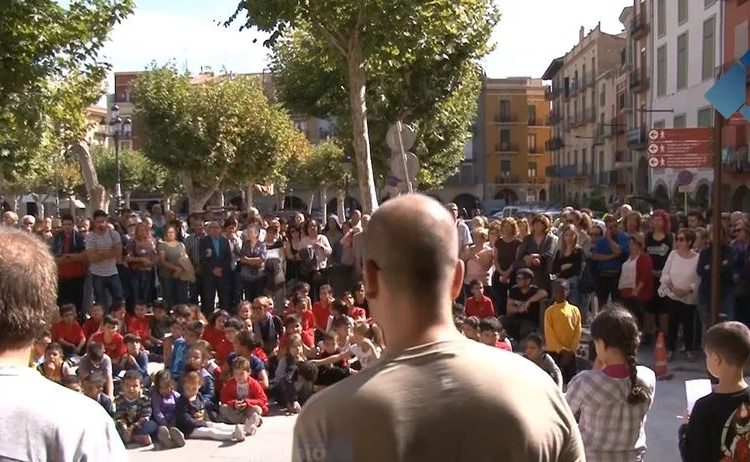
<box><xmin>695</xmin><ymin>183</ymin><xmax>710</xmax><ymax>209</ymax></box>
<box><xmin>539</xmin><ymin>189</ymin><xmax>547</xmax><ymax>202</ymax></box>
<box><xmin>283</xmin><ymin>196</ymin><xmax>307</xmax><ymax>210</ymax></box>
<box><xmin>733</xmin><ymin>186</ymin><xmax>750</xmax><ymax>212</ymax></box>
<box><xmin>653</xmin><ymin>183</ymin><xmax>669</xmax><ymax>209</ymax></box>
<box><xmin>452</xmin><ymin>194</ymin><xmax>480</xmax><ymax>214</ymax></box>
<box><xmin>327</xmin><ymin>196</ymin><xmax>362</xmax><ymax>217</ymax></box>
<box><xmin>636</xmin><ymin>157</ymin><xmax>648</xmax><ymax>195</ymax></box>
<box><xmin>493</xmin><ymin>189</ymin><xmax>518</xmax><ymax>205</ymax></box>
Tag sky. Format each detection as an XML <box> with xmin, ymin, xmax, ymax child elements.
<box><xmin>99</xmin><ymin>0</ymin><xmax>632</xmax><ymax>90</ymax></box>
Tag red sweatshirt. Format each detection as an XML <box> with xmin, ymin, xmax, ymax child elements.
<box><xmin>52</xmin><ymin>320</ymin><xmax>85</xmax><ymax>346</ymax></box>
<box><xmin>125</xmin><ymin>315</ymin><xmax>151</xmax><ymax>342</ymax></box>
<box><xmin>465</xmin><ymin>295</ymin><xmax>495</xmax><ymax>319</ymax></box>
<box><xmin>82</xmin><ymin>318</ymin><xmax>102</xmax><ymax>340</ymax></box>
<box><xmin>220</xmin><ymin>376</ymin><xmax>268</xmax><ymax>415</ymax></box>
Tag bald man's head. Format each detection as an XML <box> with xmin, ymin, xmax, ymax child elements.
<box><xmin>364</xmin><ymin>194</ymin><xmax>460</xmax><ymax>306</ymax></box>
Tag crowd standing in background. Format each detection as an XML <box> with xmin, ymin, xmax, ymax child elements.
<box><xmin>2</xmin><ymin>198</ymin><xmax>750</xmax><ymax>460</ymax></box>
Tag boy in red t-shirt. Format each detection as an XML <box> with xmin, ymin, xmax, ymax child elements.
<box><xmin>52</xmin><ymin>303</ymin><xmax>86</xmax><ymax>357</ymax></box>
<box><xmin>465</xmin><ymin>280</ymin><xmax>495</xmax><ymax>319</ymax></box>
<box><xmin>291</xmin><ymin>296</ymin><xmax>315</xmax><ymax>337</ymax></box>
<box><xmin>82</xmin><ymin>304</ymin><xmax>104</xmax><ymax>340</ymax></box>
<box><xmin>110</xmin><ymin>299</ymin><xmax>127</xmax><ymax>334</ymax></box>
<box><xmin>90</xmin><ymin>315</ymin><xmax>127</xmax><ymax>364</ymax></box>
<box><xmin>478</xmin><ymin>317</ymin><xmax>512</xmax><ymax>352</ymax></box>
<box><xmin>311</xmin><ymin>284</ymin><xmax>333</xmax><ymax>339</ymax></box>
<box><xmin>125</xmin><ymin>302</ymin><xmax>152</xmax><ymax>350</ymax></box>
<box><xmin>279</xmin><ymin>315</ymin><xmax>314</xmax><ymax>356</ymax></box>
<box><xmin>341</xmin><ymin>291</ymin><xmax>367</xmax><ymax>321</ymax></box>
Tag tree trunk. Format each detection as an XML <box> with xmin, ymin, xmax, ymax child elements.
<box><xmin>124</xmin><ymin>191</ymin><xmax>131</xmax><ymax>210</ymax></box>
<box><xmin>321</xmin><ymin>188</ymin><xmax>328</xmax><ymax>220</ymax></box>
<box><xmin>182</xmin><ymin>170</ymin><xmax>226</xmax><ymax>213</ymax></box>
<box><xmin>245</xmin><ymin>182</ymin><xmax>255</xmax><ymax>212</ymax></box>
<box><xmin>69</xmin><ymin>142</ymin><xmax>108</xmax><ymax>216</ymax></box>
<box><xmin>68</xmin><ymin>194</ymin><xmax>77</xmax><ymax>219</ymax></box>
<box><xmin>337</xmin><ymin>189</ymin><xmax>345</xmax><ymax>220</ymax></box>
<box><xmin>34</xmin><ymin>194</ymin><xmax>45</xmax><ymax>219</ymax></box>
<box><xmin>346</xmin><ymin>29</ymin><xmax>378</xmax><ymax>214</ymax></box>
<box><xmin>308</xmin><ymin>192</ymin><xmax>315</xmax><ymax>215</ymax></box>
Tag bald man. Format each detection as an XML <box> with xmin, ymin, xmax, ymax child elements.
<box><xmin>293</xmin><ymin>194</ymin><xmax>584</xmax><ymax>462</ymax></box>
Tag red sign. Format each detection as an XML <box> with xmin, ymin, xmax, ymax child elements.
<box><xmin>647</xmin><ymin>128</ymin><xmax>714</xmax><ymax>169</ymax></box>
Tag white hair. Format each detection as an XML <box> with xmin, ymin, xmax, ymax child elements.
<box><xmin>22</xmin><ymin>215</ymin><xmax>36</xmax><ymax>224</ymax></box>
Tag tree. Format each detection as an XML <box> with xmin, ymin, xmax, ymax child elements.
<box><xmin>134</xmin><ymin>65</ymin><xmax>311</xmax><ymax>212</ymax></box>
<box><xmin>0</xmin><ymin>0</ymin><xmax>133</xmax><ymax>188</ymax></box>
<box><xmin>91</xmin><ymin>145</ymin><xmax>169</xmax><ymax>208</ymax></box>
<box><xmin>228</xmin><ymin>0</ymin><xmax>499</xmax><ymax>212</ymax></box>
<box><xmin>298</xmin><ymin>139</ymin><xmax>352</xmax><ymax>217</ymax></box>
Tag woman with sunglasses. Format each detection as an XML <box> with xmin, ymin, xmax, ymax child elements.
<box><xmin>660</xmin><ymin>228</ymin><xmax>699</xmax><ymax>361</ymax></box>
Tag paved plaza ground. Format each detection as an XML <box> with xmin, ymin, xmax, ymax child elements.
<box><xmin>129</xmin><ymin>349</ymin><xmax>703</xmax><ymax>462</ymax></box>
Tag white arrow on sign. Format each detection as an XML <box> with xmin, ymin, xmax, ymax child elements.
<box><xmin>648</xmin><ymin>157</ymin><xmax>659</xmax><ymax>168</ymax></box>
<box><xmin>649</xmin><ymin>130</ymin><xmax>659</xmax><ymax>141</ymax></box>
<box><xmin>648</xmin><ymin>143</ymin><xmax>659</xmax><ymax>154</ymax></box>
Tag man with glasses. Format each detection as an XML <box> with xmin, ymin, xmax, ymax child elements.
<box><xmin>590</xmin><ymin>216</ymin><xmax>629</xmax><ymax>306</ymax></box>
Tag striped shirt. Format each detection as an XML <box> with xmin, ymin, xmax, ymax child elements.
<box><xmin>85</xmin><ymin>229</ymin><xmax>121</xmax><ymax>277</ymax></box>
<box><xmin>565</xmin><ymin>365</ymin><xmax>656</xmax><ymax>462</ymax></box>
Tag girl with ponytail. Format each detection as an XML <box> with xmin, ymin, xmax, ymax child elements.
<box><xmin>565</xmin><ymin>305</ymin><xmax>656</xmax><ymax>462</ymax></box>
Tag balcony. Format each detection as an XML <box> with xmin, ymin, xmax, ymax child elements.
<box><xmin>546</xmin><ymin>136</ymin><xmax>564</xmax><ymax>151</ymax></box>
<box><xmin>545</xmin><ymin>87</ymin><xmax>560</xmax><ymax>101</ymax></box>
<box><xmin>557</xmin><ymin>164</ymin><xmax>588</xmax><ymax>179</ymax></box>
<box><xmin>629</xmin><ymin>69</ymin><xmax>650</xmax><ymax>93</ymax></box>
<box><xmin>528</xmin><ymin>117</ymin><xmax>547</xmax><ymax>127</ymax></box>
<box><xmin>495</xmin><ymin>174</ymin><xmax>521</xmax><ymax>184</ymax></box>
<box><xmin>528</xmin><ymin>145</ymin><xmax>542</xmax><ymax>154</ymax></box>
<box><xmin>495</xmin><ymin>142</ymin><xmax>520</xmax><ymax>153</ymax></box>
<box><xmin>611</xmin><ymin>117</ymin><xmax>626</xmax><ymax>134</ymax></box>
<box><xmin>495</xmin><ymin>114</ymin><xmax>518</xmax><ymax>123</ymax></box>
<box><xmin>615</xmin><ymin>151</ymin><xmax>632</xmax><ymax>169</ymax></box>
<box><xmin>630</xmin><ymin>11</ymin><xmax>650</xmax><ymax>40</ymax></box>
<box><xmin>527</xmin><ymin>176</ymin><xmax>547</xmax><ymax>185</ymax></box>
<box><xmin>627</xmin><ymin>126</ymin><xmax>647</xmax><ymax>149</ymax></box>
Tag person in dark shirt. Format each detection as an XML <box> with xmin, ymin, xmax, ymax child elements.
<box><xmin>681</xmin><ymin>321</ymin><xmax>750</xmax><ymax>462</ymax></box>
<box><xmin>643</xmin><ymin>210</ymin><xmax>673</xmax><ymax>345</ymax></box>
<box><xmin>505</xmin><ymin>268</ymin><xmax>548</xmax><ymax>342</ymax></box>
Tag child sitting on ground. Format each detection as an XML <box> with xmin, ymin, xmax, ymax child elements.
<box><xmin>465</xmin><ymin>280</ymin><xmax>495</xmax><ymax>319</ymax></box>
<box><xmin>61</xmin><ymin>374</ymin><xmax>83</xmax><ymax>393</ymax></box>
<box><xmin>311</xmin><ymin>322</ymin><xmax>382</xmax><ymax>372</ymax></box>
<box><xmin>82</xmin><ymin>304</ymin><xmax>104</xmax><ymax>340</ymax></box>
<box><xmin>151</xmin><ymin>370</ymin><xmax>186</xmax><ymax>449</ymax></box>
<box><xmin>114</xmin><ymin>370</ymin><xmax>158</xmax><ymax>447</ymax></box>
<box><xmin>148</xmin><ymin>301</ymin><xmax>169</xmax><ymax>353</ymax></box>
<box><xmin>462</xmin><ymin>316</ymin><xmax>481</xmax><ymax>342</ymax></box>
<box><xmin>237</xmin><ymin>301</ymin><xmax>253</xmax><ymax>328</ymax></box>
<box><xmin>341</xmin><ymin>291</ymin><xmax>367</xmax><ymax>321</ymax></box>
<box><xmin>227</xmin><ymin>329</ymin><xmax>270</xmax><ymax>389</ymax></box>
<box><xmin>77</xmin><ymin>342</ymin><xmax>114</xmax><ymax>401</ymax></box>
<box><xmin>315</xmin><ymin>332</ymin><xmax>351</xmax><ymax>387</ymax></box>
<box><xmin>273</xmin><ymin>334</ymin><xmax>308</xmax><ymax>414</ymax></box>
<box><xmin>325</xmin><ymin>300</ymin><xmax>353</xmax><ymax>332</ymax></box>
<box><xmin>312</xmin><ymin>284</ymin><xmax>333</xmax><ymax>340</ymax></box>
<box><xmin>219</xmin><ymin>357</ymin><xmax>267</xmax><ymax>434</ymax></box>
<box><xmin>51</xmin><ymin>303</ymin><xmax>86</xmax><ymax>357</ymax></box>
<box><xmin>168</xmin><ymin>319</ymin><xmax>193</xmax><ymax>382</ymax></box>
<box><xmin>90</xmin><ymin>315</ymin><xmax>127</xmax><ymax>368</ymax></box>
<box><xmin>38</xmin><ymin>342</ymin><xmax>74</xmax><ymax>383</ymax></box>
<box><xmin>126</xmin><ymin>302</ymin><xmax>153</xmax><ymax>350</ymax></box>
<box><xmin>203</xmin><ymin>310</ymin><xmax>231</xmax><ymax>357</ymax></box>
<box><xmin>523</xmin><ymin>333</ymin><xmax>563</xmax><ymax>390</ymax></box>
<box><xmin>109</xmin><ymin>299</ymin><xmax>127</xmax><ymax>334</ymax></box>
<box><xmin>291</xmin><ymin>295</ymin><xmax>315</xmax><ymax>337</ymax></box>
<box><xmin>478</xmin><ymin>317</ymin><xmax>512</xmax><ymax>351</ymax></box>
<box><xmin>566</xmin><ymin>307</ymin><xmax>655</xmax><ymax>462</ymax></box>
<box><xmin>680</xmin><ymin>321</ymin><xmax>750</xmax><ymax>462</ymax></box>
<box><xmin>220</xmin><ymin>318</ymin><xmax>244</xmax><ymax>369</ymax></box>
<box><xmin>176</xmin><ymin>370</ymin><xmax>246</xmax><ymax>442</ymax></box>
<box><xmin>119</xmin><ymin>334</ymin><xmax>150</xmax><ymax>386</ymax></box>
<box><xmin>185</xmin><ymin>344</ymin><xmax>216</xmax><ymax>409</ymax></box>
<box><xmin>544</xmin><ymin>279</ymin><xmax>582</xmax><ymax>383</ymax></box>
<box><xmin>279</xmin><ymin>315</ymin><xmax>315</xmax><ymax>356</ymax></box>
<box><xmin>29</xmin><ymin>331</ymin><xmax>51</xmax><ymax>368</ymax></box>
<box><xmin>83</xmin><ymin>372</ymin><xmax>113</xmax><ymax>415</ymax></box>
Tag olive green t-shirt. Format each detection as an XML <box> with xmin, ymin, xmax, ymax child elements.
<box><xmin>293</xmin><ymin>338</ymin><xmax>585</xmax><ymax>462</ymax></box>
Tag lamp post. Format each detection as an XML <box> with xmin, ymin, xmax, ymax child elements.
<box><xmin>109</xmin><ymin>105</ymin><xmax>131</xmax><ymax>214</ymax></box>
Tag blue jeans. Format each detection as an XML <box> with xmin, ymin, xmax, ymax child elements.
<box><xmin>160</xmin><ymin>275</ymin><xmax>188</xmax><ymax>308</ymax></box>
<box><xmin>130</xmin><ymin>270</ymin><xmax>154</xmax><ymax>305</ymax></box>
<box><xmin>562</xmin><ymin>276</ymin><xmax>581</xmax><ymax>309</ymax></box>
<box><xmin>92</xmin><ymin>274</ymin><xmax>124</xmax><ymax>311</ymax></box>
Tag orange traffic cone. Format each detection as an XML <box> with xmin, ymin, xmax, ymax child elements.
<box><xmin>654</xmin><ymin>332</ymin><xmax>673</xmax><ymax>381</ymax></box>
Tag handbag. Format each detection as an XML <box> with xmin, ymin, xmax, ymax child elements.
<box><xmin>176</xmin><ymin>245</ymin><xmax>196</xmax><ymax>283</ymax></box>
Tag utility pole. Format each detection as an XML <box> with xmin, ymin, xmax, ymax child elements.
<box><xmin>710</xmin><ymin>110</ymin><xmax>724</xmax><ymax>326</ymax></box>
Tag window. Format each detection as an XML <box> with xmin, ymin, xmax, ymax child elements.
<box><xmin>500</xmin><ymin>100</ymin><xmax>511</xmax><ymax>120</ymax></box>
<box><xmin>500</xmin><ymin>129</ymin><xmax>511</xmax><ymax>150</ymax></box>
<box><xmin>527</xmin><ymin>134</ymin><xmax>537</xmax><ymax>153</ymax></box>
<box><xmin>618</xmin><ymin>92</ymin><xmax>626</xmax><ymax>110</ymax></box>
<box><xmin>702</xmin><ymin>16</ymin><xmax>716</xmax><ymax>81</ymax></box>
<box><xmin>528</xmin><ymin>162</ymin><xmax>538</xmax><ymax>178</ymax></box>
<box><xmin>500</xmin><ymin>160</ymin><xmax>512</xmax><ymax>177</ymax></box>
<box><xmin>677</xmin><ymin>33</ymin><xmax>689</xmax><ymax>90</ymax></box>
<box><xmin>678</xmin><ymin>0</ymin><xmax>688</xmax><ymax>25</ymax></box>
<box><xmin>736</xmin><ymin>21</ymin><xmax>749</xmax><ymax>60</ymax></box>
<box><xmin>657</xmin><ymin>0</ymin><xmax>666</xmax><ymax>37</ymax></box>
<box><xmin>653</xmin><ymin>120</ymin><xmax>666</xmax><ymax>129</ymax></box>
<box><xmin>657</xmin><ymin>45</ymin><xmax>667</xmax><ymax>97</ymax></box>
<box><xmin>599</xmin><ymin>84</ymin><xmax>606</xmax><ymax>107</ymax></box>
<box><xmin>527</xmin><ymin>105</ymin><xmax>536</xmax><ymax>125</ymax></box>
<box><xmin>599</xmin><ymin>151</ymin><xmax>604</xmax><ymax>176</ymax></box>
<box><xmin>574</xmin><ymin>150</ymin><xmax>578</xmax><ymax>166</ymax></box>
<box><xmin>698</xmin><ymin>107</ymin><xmax>713</xmax><ymax>127</ymax></box>
<box><xmin>673</xmin><ymin>114</ymin><xmax>687</xmax><ymax>128</ymax></box>
<box><xmin>582</xmin><ymin>148</ymin><xmax>587</xmax><ymax>169</ymax></box>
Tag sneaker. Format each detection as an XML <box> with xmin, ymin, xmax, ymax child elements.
<box><xmin>157</xmin><ymin>426</ymin><xmax>173</xmax><ymax>449</ymax></box>
<box><xmin>244</xmin><ymin>414</ymin><xmax>261</xmax><ymax>436</ymax></box>
<box><xmin>232</xmin><ymin>425</ymin><xmax>246</xmax><ymax>442</ymax></box>
<box><xmin>169</xmin><ymin>427</ymin><xmax>186</xmax><ymax>448</ymax></box>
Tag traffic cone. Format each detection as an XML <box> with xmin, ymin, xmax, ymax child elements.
<box><xmin>654</xmin><ymin>332</ymin><xmax>673</xmax><ymax>381</ymax></box>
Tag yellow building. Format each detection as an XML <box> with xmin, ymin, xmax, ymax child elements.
<box><xmin>482</xmin><ymin>78</ymin><xmax>551</xmax><ymax>205</ymax></box>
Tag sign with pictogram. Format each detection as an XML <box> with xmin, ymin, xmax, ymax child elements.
<box><xmin>647</xmin><ymin>128</ymin><xmax>713</xmax><ymax>169</ymax></box>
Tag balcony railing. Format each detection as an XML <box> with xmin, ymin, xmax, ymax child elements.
<box><xmin>546</xmin><ymin>136</ymin><xmax>564</xmax><ymax>151</ymax></box>
<box><xmin>630</xmin><ymin>11</ymin><xmax>649</xmax><ymax>39</ymax></box>
<box><xmin>627</xmin><ymin>125</ymin><xmax>647</xmax><ymax>149</ymax></box>
<box><xmin>495</xmin><ymin>142</ymin><xmax>520</xmax><ymax>152</ymax></box>
<box><xmin>527</xmin><ymin>176</ymin><xmax>547</xmax><ymax>184</ymax></box>
<box><xmin>629</xmin><ymin>69</ymin><xmax>650</xmax><ymax>92</ymax></box>
<box><xmin>495</xmin><ymin>174</ymin><xmax>520</xmax><ymax>184</ymax></box>
<box><xmin>528</xmin><ymin>146</ymin><xmax>541</xmax><ymax>154</ymax></box>
<box><xmin>528</xmin><ymin>117</ymin><xmax>547</xmax><ymax>126</ymax></box>
<box><xmin>545</xmin><ymin>87</ymin><xmax>560</xmax><ymax>101</ymax></box>
<box><xmin>495</xmin><ymin>114</ymin><xmax>518</xmax><ymax>123</ymax></box>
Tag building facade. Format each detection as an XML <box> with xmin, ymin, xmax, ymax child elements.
<box><xmin>480</xmin><ymin>77</ymin><xmax>551</xmax><ymax>210</ymax></box>
<box><xmin>649</xmin><ymin>0</ymin><xmax>724</xmax><ymax>207</ymax></box>
<box><xmin>543</xmin><ymin>24</ymin><xmax>626</xmax><ymax>207</ymax></box>
<box><xmin>721</xmin><ymin>0</ymin><xmax>750</xmax><ymax>212</ymax></box>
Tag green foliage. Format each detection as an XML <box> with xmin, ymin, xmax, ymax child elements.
<box><xmin>91</xmin><ymin>145</ymin><xmax>168</xmax><ymax>194</ymax></box>
<box><xmin>133</xmin><ymin>64</ymin><xmax>311</xmax><ymax>201</ymax></box>
<box><xmin>0</xmin><ymin>0</ymin><xmax>134</xmax><ymax>180</ymax></box>
<box><xmin>300</xmin><ymin>139</ymin><xmax>351</xmax><ymax>191</ymax></box>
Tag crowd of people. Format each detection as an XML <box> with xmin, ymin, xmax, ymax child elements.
<box><xmin>2</xmin><ymin>197</ymin><xmax>750</xmax><ymax>461</ymax></box>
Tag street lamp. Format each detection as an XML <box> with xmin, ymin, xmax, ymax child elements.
<box><xmin>110</xmin><ymin>104</ymin><xmax>131</xmax><ymax>213</ymax></box>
